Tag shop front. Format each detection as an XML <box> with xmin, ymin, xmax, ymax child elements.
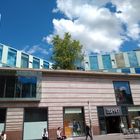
<box><xmin>0</xmin><ymin>108</ymin><xmax>6</xmax><ymax>132</ymax></box>
<box><xmin>128</xmin><ymin>106</ymin><xmax>140</xmax><ymax>130</ymax></box>
<box><xmin>23</xmin><ymin>108</ymin><xmax>48</xmax><ymax>140</ymax></box>
<box><xmin>97</xmin><ymin>106</ymin><xmax>128</xmax><ymax>134</ymax></box>
<box><xmin>63</xmin><ymin>107</ymin><xmax>85</xmax><ymax>137</ymax></box>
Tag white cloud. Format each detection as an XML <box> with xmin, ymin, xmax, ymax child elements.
<box><xmin>44</xmin><ymin>0</ymin><xmax>140</xmax><ymax>53</ymax></box>
<box><xmin>113</xmin><ymin>0</ymin><xmax>140</xmax><ymax>40</ymax></box>
<box><xmin>22</xmin><ymin>45</ymin><xmax>49</xmax><ymax>56</ymax></box>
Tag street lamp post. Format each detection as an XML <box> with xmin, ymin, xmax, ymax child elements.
<box><xmin>88</xmin><ymin>101</ymin><xmax>94</xmax><ymax>140</ymax></box>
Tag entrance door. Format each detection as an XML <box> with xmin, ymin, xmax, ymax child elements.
<box><xmin>106</xmin><ymin>116</ymin><xmax>121</xmax><ymax>133</ymax></box>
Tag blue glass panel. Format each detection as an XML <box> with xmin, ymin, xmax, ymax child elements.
<box><xmin>121</xmin><ymin>68</ymin><xmax>130</xmax><ymax>73</ymax></box>
<box><xmin>43</xmin><ymin>61</ymin><xmax>49</xmax><ymax>69</ymax></box>
<box><xmin>18</xmin><ymin>76</ymin><xmax>37</xmax><ymax>98</ymax></box>
<box><xmin>89</xmin><ymin>56</ymin><xmax>99</xmax><ymax>70</ymax></box>
<box><xmin>0</xmin><ymin>47</ymin><xmax>2</xmax><ymax>62</ymax></box>
<box><xmin>33</xmin><ymin>58</ymin><xmax>40</xmax><ymax>69</ymax></box>
<box><xmin>102</xmin><ymin>55</ymin><xmax>112</xmax><ymax>69</ymax></box>
<box><xmin>7</xmin><ymin>49</ymin><xmax>17</xmax><ymax>67</ymax></box>
<box><xmin>21</xmin><ymin>54</ymin><xmax>29</xmax><ymax>68</ymax></box>
<box><xmin>113</xmin><ymin>81</ymin><xmax>133</xmax><ymax>105</ymax></box>
<box><xmin>135</xmin><ymin>68</ymin><xmax>140</xmax><ymax>74</ymax></box>
<box><xmin>128</xmin><ymin>52</ymin><xmax>138</xmax><ymax>67</ymax></box>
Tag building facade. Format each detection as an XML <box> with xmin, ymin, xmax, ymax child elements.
<box><xmin>0</xmin><ymin>43</ymin><xmax>51</xmax><ymax>69</ymax></box>
<box><xmin>85</xmin><ymin>50</ymin><xmax>140</xmax><ymax>74</ymax></box>
<box><xmin>0</xmin><ymin>68</ymin><xmax>140</xmax><ymax>140</ymax></box>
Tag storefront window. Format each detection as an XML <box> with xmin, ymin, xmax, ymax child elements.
<box><xmin>113</xmin><ymin>81</ymin><xmax>133</xmax><ymax>105</ymax></box>
<box><xmin>0</xmin><ymin>108</ymin><xmax>6</xmax><ymax>132</ymax></box>
<box><xmin>64</xmin><ymin>107</ymin><xmax>85</xmax><ymax>137</ymax></box>
<box><xmin>128</xmin><ymin>107</ymin><xmax>140</xmax><ymax>129</ymax></box>
<box><xmin>24</xmin><ymin>108</ymin><xmax>48</xmax><ymax>140</ymax></box>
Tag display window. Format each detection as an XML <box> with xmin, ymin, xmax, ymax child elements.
<box><xmin>128</xmin><ymin>107</ymin><xmax>140</xmax><ymax>129</ymax></box>
<box><xmin>63</xmin><ymin>107</ymin><xmax>85</xmax><ymax>137</ymax></box>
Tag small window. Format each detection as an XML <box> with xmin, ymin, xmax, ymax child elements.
<box><xmin>43</xmin><ymin>61</ymin><xmax>49</xmax><ymax>69</ymax></box>
<box><xmin>33</xmin><ymin>57</ymin><xmax>40</xmax><ymax>69</ymax></box>
<box><xmin>102</xmin><ymin>55</ymin><xmax>112</xmax><ymax>69</ymax></box>
<box><xmin>21</xmin><ymin>53</ymin><xmax>29</xmax><ymax>68</ymax></box>
<box><xmin>89</xmin><ymin>56</ymin><xmax>99</xmax><ymax>70</ymax></box>
<box><xmin>7</xmin><ymin>48</ymin><xmax>17</xmax><ymax>67</ymax></box>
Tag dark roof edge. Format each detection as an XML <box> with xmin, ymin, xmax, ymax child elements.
<box><xmin>0</xmin><ymin>67</ymin><xmax>140</xmax><ymax>78</ymax></box>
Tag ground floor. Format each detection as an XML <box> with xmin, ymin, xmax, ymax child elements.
<box><xmin>0</xmin><ymin>105</ymin><xmax>140</xmax><ymax>140</ymax></box>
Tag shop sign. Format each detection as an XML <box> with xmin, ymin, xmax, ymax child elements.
<box><xmin>104</xmin><ymin>106</ymin><xmax>122</xmax><ymax>116</ymax></box>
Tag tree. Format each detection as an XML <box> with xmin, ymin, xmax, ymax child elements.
<box><xmin>51</xmin><ymin>32</ymin><xmax>84</xmax><ymax>70</ymax></box>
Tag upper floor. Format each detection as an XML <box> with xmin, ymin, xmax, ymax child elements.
<box><xmin>85</xmin><ymin>50</ymin><xmax>140</xmax><ymax>74</ymax></box>
<box><xmin>0</xmin><ymin>43</ymin><xmax>52</xmax><ymax>69</ymax></box>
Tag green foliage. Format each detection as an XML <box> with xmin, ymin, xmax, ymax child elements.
<box><xmin>51</xmin><ymin>32</ymin><xmax>84</xmax><ymax>70</ymax></box>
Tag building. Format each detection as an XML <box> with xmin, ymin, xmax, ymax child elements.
<box><xmin>85</xmin><ymin>50</ymin><xmax>140</xmax><ymax>74</ymax></box>
<box><xmin>0</xmin><ymin>68</ymin><xmax>140</xmax><ymax>140</ymax></box>
<box><xmin>0</xmin><ymin>43</ymin><xmax>52</xmax><ymax>69</ymax></box>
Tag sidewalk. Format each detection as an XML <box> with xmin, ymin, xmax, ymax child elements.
<box><xmin>69</xmin><ymin>133</ymin><xmax>140</xmax><ymax>140</ymax></box>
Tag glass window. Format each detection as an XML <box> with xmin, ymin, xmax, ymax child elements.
<box><xmin>128</xmin><ymin>107</ymin><xmax>140</xmax><ymax>129</ymax></box>
<box><xmin>0</xmin><ymin>76</ymin><xmax>5</xmax><ymax>97</ymax></box>
<box><xmin>7</xmin><ymin>48</ymin><xmax>17</xmax><ymax>67</ymax></box>
<box><xmin>24</xmin><ymin>108</ymin><xmax>48</xmax><ymax>140</ymax></box>
<box><xmin>43</xmin><ymin>61</ymin><xmax>49</xmax><ymax>69</ymax></box>
<box><xmin>5</xmin><ymin>76</ymin><xmax>15</xmax><ymax>98</ymax></box>
<box><xmin>113</xmin><ymin>81</ymin><xmax>133</xmax><ymax>105</ymax></box>
<box><xmin>89</xmin><ymin>56</ymin><xmax>99</xmax><ymax>70</ymax></box>
<box><xmin>0</xmin><ymin>46</ymin><xmax>3</xmax><ymax>62</ymax></box>
<box><xmin>0</xmin><ymin>108</ymin><xmax>6</xmax><ymax>132</ymax></box>
<box><xmin>121</xmin><ymin>68</ymin><xmax>130</xmax><ymax>74</ymax></box>
<box><xmin>64</xmin><ymin>107</ymin><xmax>85</xmax><ymax>137</ymax></box>
<box><xmin>21</xmin><ymin>53</ymin><xmax>29</xmax><ymax>68</ymax></box>
<box><xmin>102</xmin><ymin>55</ymin><xmax>112</xmax><ymax>69</ymax></box>
<box><xmin>128</xmin><ymin>52</ymin><xmax>138</xmax><ymax>67</ymax></box>
<box><xmin>17</xmin><ymin>76</ymin><xmax>37</xmax><ymax>98</ymax></box>
<box><xmin>0</xmin><ymin>75</ymin><xmax>37</xmax><ymax>99</ymax></box>
<box><xmin>135</xmin><ymin>68</ymin><xmax>140</xmax><ymax>74</ymax></box>
<box><xmin>115</xmin><ymin>53</ymin><xmax>125</xmax><ymax>68</ymax></box>
<box><xmin>33</xmin><ymin>57</ymin><xmax>40</xmax><ymax>69</ymax></box>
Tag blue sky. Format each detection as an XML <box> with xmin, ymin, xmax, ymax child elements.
<box><xmin>0</xmin><ymin>0</ymin><xmax>140</xmax><ymax>61</ymax></box>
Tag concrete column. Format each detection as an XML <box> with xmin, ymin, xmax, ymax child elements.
<box><xmin>1</xmin><ymin>45</ymin><xmax>8</xmax><ymax>65</ymax></box>
<box><xmin>16</xmin><ymin>51</ymin><xmax>21</xmax><ymax>68</ymax></box>
<box><xmin>97</xmin><ymin>55</ymin><xmax>104</xmax><ymax>70</ymax></box>
<box><xmin>29</xmin><ymin>55</ymin><xmax>33</xmax><ymax>68</ymax></box>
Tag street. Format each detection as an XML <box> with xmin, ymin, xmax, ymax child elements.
<box><xmin>69</xmin><ymin>133</ymin><xmax>140</xmax><ymax>140</ymax></box>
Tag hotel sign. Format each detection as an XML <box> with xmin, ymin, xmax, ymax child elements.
<box><xmin>104</xmin><ymin>106</ymin><xmax>122</xmax><ymax>116</ymax></box>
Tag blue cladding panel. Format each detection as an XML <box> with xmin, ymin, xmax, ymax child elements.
<box><xmin>102</xmin><ymin>55</ymin><xmax>112</xmax><ymax>69</ymax></box>
<box><xmin>89</xmin><ymin>56</ymin><xmax>99</xmax><ymax>70</ymax></box>
<box><xmin>128</xmin><ymin>52</ymin><xmax>138</xmax><ymax>67</ymax></box>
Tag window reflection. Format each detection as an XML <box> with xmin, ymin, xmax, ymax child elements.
<box><xmin>0</xmin><ymin>75</ymin><xmax>37</xmax><ymax>99</ymax></box>
<box><xmin>17</xmin><ymin>76</ymin><xmax>37</xmax><ymax>98</ymax></box>
<box><xmin>113</xmin><ymin>81</ymin><xmax>133</xmax><ymax>105</ymax></box>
